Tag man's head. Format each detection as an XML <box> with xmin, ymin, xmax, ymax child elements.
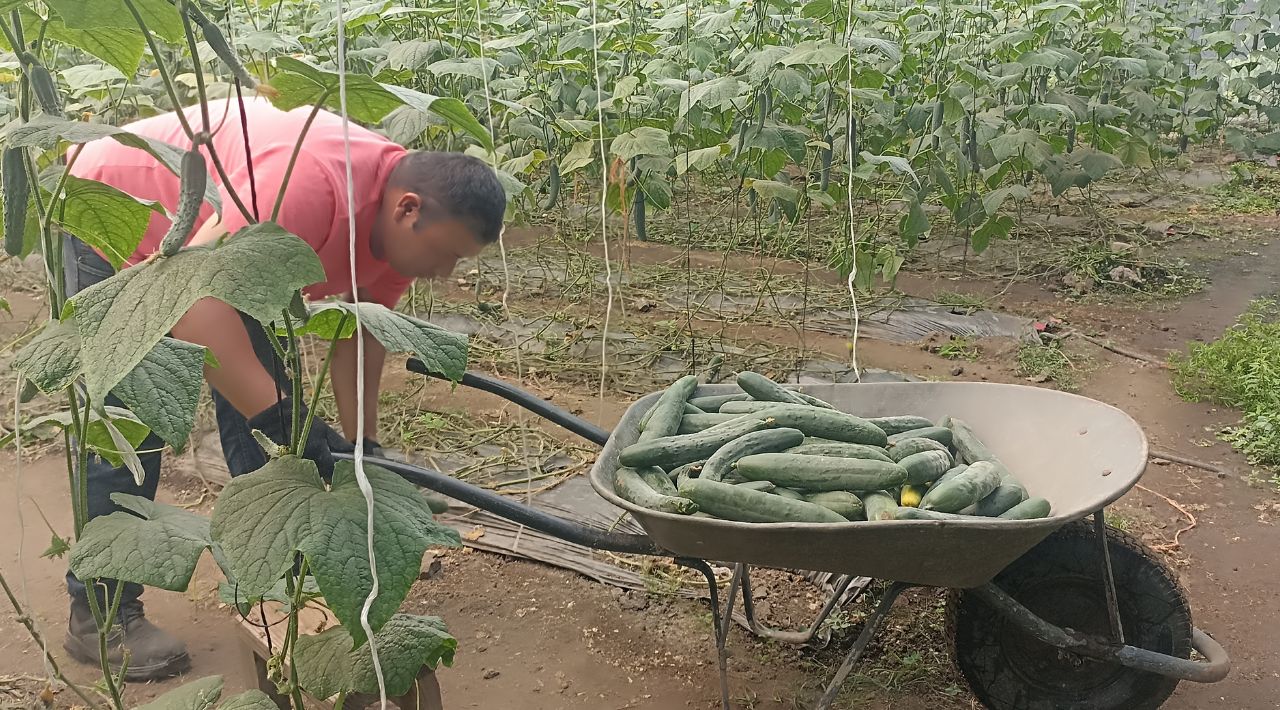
<box><xmin>372</xmin><ymin>151</ymin><xmax>506</xmax><ymax>280</ymax></box>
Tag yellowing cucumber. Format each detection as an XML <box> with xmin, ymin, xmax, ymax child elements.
<box><xmin>677</xmin><ymin>477</ymin><xmax>847</xmax><ymax>523</ymax></box>
<box><xmin>620</xmin><ymin>416</ymin><xmax>773</xmax><ymax>468</ymax></box>
<box><xmin>615</xmin><ymin>467</ymin><xmax>698</xmax><ymax>515</ymax></box>
<box><xmin>752</xmin><ymin>404</ymin><xmax>889</xmax><ymax>446</ymax></box>
<box><xmin>702</xmin><ymin>427</ymin><xmax>805</xmax><ymax>482</ymax></box>
<box><xmin>887</xmin><ymin>426</ymin><xmax>954</xmax><ymax>448</ymax></box>
<box><xmin>919</xmin><ymin>460</ymin><xmax>1003</xmax><ymax>513</ymax></box>
<box><xmin>888</xmin><ymin>437</ymin><xmax>950</xmax><ymax>461</ymax></box>
<box><xmin>998</xmin><ymin>497</ymin><xmax>1052</xmax><ymax>520</ymax></box>
<box><xmin>804</xmin><ymin>491</ymin><xmax>865</xmax><ymax>520</ymax></box>
<box><xmin>784</xmin><ymin>439</ymin><xmax>893</xmax><ymax>462</ymax></box>
<box><xmin>638</xmin><ymin>375</ymin><xmax>700</xmax><ymax>441</ymax></box>
<box><xmin>899</xmin><ymin>450</ymin><xmax>954</xmax><ymax>485</ymax></box>
<box><xmin>862</xmin><ymin>490</ymin><xmax>899</xmax><ymax>520</ymax></box>
<box><xmin>899</xmin><ymin>484</ymin><xmax>925</xmax><ymax>507</ymax></box>
<box><xmin>734</xmin><ymin>453</ymin><xmax>907</xmax><ymax>492</ymax></box>
<box><xmin>867</xmin><ymin>416</ymin><xmax>933</xmax><ymax>435</ymax></box>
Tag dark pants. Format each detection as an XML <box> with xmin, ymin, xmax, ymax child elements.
<box><xmin>63</xmin><ymin>235</ymin><xmax>291</xmax><ymax>607</ymax></box>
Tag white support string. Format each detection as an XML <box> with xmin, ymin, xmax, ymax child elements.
<box><xmin>591</xmin><ymin>0</ymin><xmax>614</xmax><ymax>409</ymax></box>
<box><xmin>335</xmin><ymin>0</ymin><xmax>388</xmax><ymax>706</ymax></box>
<box><xmin>843</xmin><ymin>0</ymin><xmax>861</xmax><ymax>382</ymax></box>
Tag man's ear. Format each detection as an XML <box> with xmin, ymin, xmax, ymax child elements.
<box><xmin>395</xmin><ymin>191</ymin><xmax>424</xmax><ymax>224</ymax></box>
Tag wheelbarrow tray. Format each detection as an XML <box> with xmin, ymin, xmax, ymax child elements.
<box><xmin>589</xmin><ymin>382</ymin><xmax>1148</xmax><ymax>588</ymax></box>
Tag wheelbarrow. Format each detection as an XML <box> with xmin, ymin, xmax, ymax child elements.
<box><xmin>344</xmin><ymin>360</ymin><xmax>1231</xmax><ymax>710</ymax></box>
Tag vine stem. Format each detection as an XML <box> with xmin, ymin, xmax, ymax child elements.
<box><xmin>300</xmin><ymin>312</ymin><xmax>351</xmax><ymax>445</ymax></box>
<box><xmin>0</xmin><ymin>568</ymin><xmax>103</xmax><ymax>709</ymax></box>
<box><xmin>271</xmin><ymin>95</ymin><xmax>331</xmax><ymax>222</ymax></box>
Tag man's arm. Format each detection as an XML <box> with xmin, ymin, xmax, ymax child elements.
<box><xmin>330</xmin><ymin>327</ymin><xmax>386</xmax><ymax>442</ymax></box>
<box><xmin>170</xmin><ymin>297</ymin><xmax>283</xmax><ymax>417</ymax></box>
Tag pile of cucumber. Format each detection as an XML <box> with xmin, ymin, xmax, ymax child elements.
<box><xmin>610</xmin><ymin>372</ymin><xmax>1052</xmax><ymax>524</ymax></box>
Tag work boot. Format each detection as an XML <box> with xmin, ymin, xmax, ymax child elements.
<box><xmin>63</xmin><ymin>596</ymin><xmax>190</xmax><ymax>681</ymax></box>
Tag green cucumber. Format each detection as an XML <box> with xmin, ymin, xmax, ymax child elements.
<box><xmin>784</xmin><ymin>439</ymin><xmax>893</xmax><ymax>462</ymax></box>
<box><xmin>615</xmin><ymin>467</ymin><xmax>698</xmax><ymax>515</ymax></box>
<box><xmin>638</xmin><ymin>374</ymin><xmax>700</xmax><ymax>441</ymax></box>
<box><xmin>159</xmin><ymin>148</ymin><xmax>208</xmax><ymax>256</ymax></box>
<box><xmin>973</xmin><ymin>472</ymin><xmax>1029</xmax><ymax>516</ymax></box>
<box><xmin>753</xmin><ymin>404</ymin><xmax>889</xmax><ymax>446</ymax></box>
<box><xmin>637</xmin><ymin>466</ymin><xmax>677</xmax><ymax>496</ymax></box>
<box><xmin>689</xmin><ymin>393</ymin><xmax>750</xmax><ymax>412</ymax></box>
<box><xmin>669</xmin><ymin>461</ymin><xmax>706</xmax><ymax>486</ymax></box>
<box><xmin>772</xmin><ymin>487</ymin><xmax>804</xmax><ymax>500</ymax></box>
<box><xmin>804</xmin><ymin>491</ymin><xmax>865</xmax><ymax>520</ymax></box>
<box><xmin>734</xmin><ymin>453</ymin><xmax>907</xmax><ymax>492</ymax></box>
<box><xmin>887</xmin><ymin>426</ymin><xmax>954</xmax><ymax>448</ymax></box>
<box><xmin>931</xmin><ymin>464</ymin><xmax>968</xmax><ymax>489</ymax></box>
<box><xmin>641</xmin><ymin>400</ymin><xmax>703</xmax><ymax>430</ymax></box>
<box><xmin>620</xmin><ymin>416</ymin><xmax>773</xmax><ymax>469</ymax></box>
<box><xmin>888</xmin><ymin>437</ymin><xmax>949</xmax><ymax>462</ymax></box>
<box><xmin>720</xmin><ymin>400</ymin><xmax>782</xmax><ymax>414</ymax></box>
<box><xmin>867</xmin><ymin>416</ymin><xmax>933</xmax><ymax>435</ymax></box>
<box><xmin>919</xmin><ymin>460</ymin><xmax>1003</xmax><ymax>513</ymax></box>
<box><xmin>702</xmin><ymin>427</ymin><xmax>805</xmax><ymax>482</ymax></box>
<box><xmin>3</xmin><ymin>148</ymin><xmax>28</xmax><ymax>257</ymax></box>
<box><xmin>736</xmin><ymin>480</ymin><xmax>776</xmax><ymax>492</ymax></box>
<box><xmin>899</xmin><ymin>450</ymin><xmax>954</xmax><ymax>485</ymax></box>
<box><xmin>677</xmin><ymin>477</ymin><xmax>846</xmax><ymax>523</ymax></box>
<box><xmin>678</xmin><ymin>412</ymin><xmax>744</xmax><ymax>434</ymax></box>
<box><xmin>862</xmin><ymin>490</ymin><xmax>899</xmax><ymax>521</ymax></box>
<box><xmin>998</xmin><ymin>497</ymin><xmax>1052</xmax><ymax>520</ymax></box>
<box><xmin>948</xmin><ymin>417</ymin><xmax>997</xmax><ymax>463</ymax></box>
<box><xmin>792</xmin><ymin>390</ymin><xmax>836</xmax><ymax>409</ymax></box>
<box><xmin>894</xmin><ymin>507</ymin><xmax>983</xmax><ymax>521</ymax></box>
<box><xmin>736</xmin><ymin>371</ymin><xmax>810</xmax><ymax>406</ymax></box>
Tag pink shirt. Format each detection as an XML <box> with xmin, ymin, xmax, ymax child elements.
<box><xmin>69</xmin><ymin>97</ymin><xmax>412</xmax><ymax>308</ymax></box>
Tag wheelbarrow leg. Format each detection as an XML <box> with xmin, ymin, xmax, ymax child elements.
<box><xmin>813</xmin><ymin>581</ymin><xmax>910</xmax><ymax>710</ymax></box>
<box><xmin>676</xmin><ymin>557</ymin><xmax>732</xmax><ymax>710</ymax></box>
<box><xmin>741</xmin><ymin>568</ymin><xmax>864</xmax><ymax>645</ymax></box>
<box><xmin>1093</xmin><ymin>508</ymin><xmax>1125</xmax><ymax>644</ymax></box>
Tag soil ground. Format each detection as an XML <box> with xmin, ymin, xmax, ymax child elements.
<box><xmin>2</xmin><ymin>163</ymin><xmax>1279</xmax><ymax>709</ymax></box>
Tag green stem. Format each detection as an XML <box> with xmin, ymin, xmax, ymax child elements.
<box><xmin>121</xmin><ymin>0</ymin><xmax>195</xmax><ymax>139</ymax></box>
<box><xmin>279</xmin><ymin>558</ymin><xmax>309</xmax><ymax>710</ymax></box>
<box><xmin>178</xmin><ymin>1</ymin><xmax>213</xmax><ymax>135</ymax></box>
<box><xmin>84</xmin><ymin>584</ymin><xmax>125</xmax><ymax>710</ymax></box>
<box><xmin>271</xmin><ymin>95</ymin><xmax>331</xmax><ymax>222</ymax></box>
<box><xmin>65</xmin><ymin>387</ymin><xmax>92</xmax><ymax>540</ymax></box>
<box><xmin>0</xmin><ymin>568</ymin><xmax>103</xmax><ymax>709</ymax></box>
<box><xmin>280</xmin><ymin>310</ymin><xmax>303</xmax><ymax>453</ymax></box>
<box><xmin>300</xmin><ymin>312</ymin><xmax>351</xmax><ymax>450</ymax></box>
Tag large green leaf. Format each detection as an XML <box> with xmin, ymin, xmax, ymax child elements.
<box><xmin>11</xmin><ymin>319</ymin><xmax>81</xmax><ymax>394</ymax></box>
<box><xmin>135</xmin><ymin>676</ymin><xmax>224</xmax><ymax>710</ymax></box>
<box><xmin>1076</xmin><ymin>148</ymin><xmax>1123</xmax><ymax>180</ymax></box>
<box><xmin>42</xmin><ymin>11</ymin><xmax>145</xmax><ymax>77</ymax></box>
<box><xmin>676</xmin><ymin>144</ymin><xmax>730</xmax><ymax>176</ymax></box>
<box><xmin>379</xmin><ymin>84</ymin><xmax>493</xmax><ymax>150</ymax></box>
<box><xmin>679</xmin><ymin>77</ymin><xmax>746</xmax><ymax>116</ymax></box>
<box><xmin>45</xmin><ymin>0</ymin><xmax>184</xmax><ymax>44</ymax></box>
<box><xmin>988</xmin><ymin>128</ymin><xmax>1053</xmax><ymax>166</ymax></box>
<box><xmin>294</xmin><ymin>614</ymin><xmax>457</xmax><ymax>699</ymax></box>
<box><xmin>780</xmin><ymin>41</ymin><xmax>847</xmax><ymax>67</ymax></box>
<box><xmin>69</xmin><ymin>494</ymin><xmax>211</xmax><ymax>592</ymax></box>
<box><xmin>982</xmin><ymin>185</ymin><xmax>1031</xmax><ymax>215</ymax></box>
<box><xmin>610</xmin><ymin>127</ymin><xmax>672</xmax><ymax>162</ymax></box>
<box><xmin>5</xmin><ymin>117</ymin><xmax>222</xmax><ymax>213</ymax></box>
<box><xmin>210</xmin><ymin>457</ymin><xmax>461</xmax><ymax>645</ymax></box>
<box><xmin>63</xmin><ymin>222</ymin><xmax>324</xmax><ymax>405</ymax></box>
<box><xmin>293</xmin><ymin>302</ymin><xmax>468</xmax><ymax>382</ymax></box>
<box><xmin>115</xmin><ymin>338</ymin><xmax>207</xmax><ymax>450</ymax></box>
<box><xmin>215</xmin><ymin>691</ymin><xmax>278</xmax><ymax>710</ymax></box>
<box><xmin>56</xmin><ymin>175</ymin><xmax>163</xmax><ymax>268</ymax></box>
<box><xmin>11</xmin><ymin>407</ymin><xmax>150</xmax><ymax>472</ymax></box>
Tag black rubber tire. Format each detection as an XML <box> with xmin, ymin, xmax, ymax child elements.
<box><xmin>948</xmin><ymin>520</ymin><xmax>1192</xmax><ymax>710</ymax></box>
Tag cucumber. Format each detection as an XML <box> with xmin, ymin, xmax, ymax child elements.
<box><xmin>867</xmin><ymin>416</ymin><xmax>933</xmax><ymax>435</ymax></box>
<box><xmin>899</xmin><ymin>450</ymin><xmax>954</xmax><ymax>485</ymax></box>
<box><xmin>3</xmin><ymin>148</ymin><xmax>28</xmax><ymax>257</ymax></box>
<box><xmin>804</xmin><ymin>491</ymin><xmax>865</xmax><ymax>520</ymax></box>
<box><xmin>888</xmin><ymin>437</ymin><xmax>949</xmax><ymax>462</ymax></box>
<box><xmin>887</xmin><ymin>426</ymin><xmax>954</xmax><ymax>448</ymax></box>
<box><xmin>637</xmin><ymin>466</ymin><xmax>677</xmax><ymax>496</ymax></box>
<box><xmin>620</xmin><ymin>416</ymin><xmax>773</xmax><ymax>469</ymax></box>
<box><xmin>998</xmin><ymin>497</ymin><xmax>1052</xmax><ymax>520</ymax></box>
<box><xmin>702</xmin><ymin>427</ymin><xmax>805</xmax><ymax>482</ymax></box>
<box><xmin>677</xmin><ymin>412</ymin><xmax>743</xmax><ymax>434</ymax></box>
<box><xmin>753</xmin><ymin>404</ymin><xmax>889</xmax><ymax>447</ymax></box>
<box><xmin>791</xmin><ymin>390</ymin><xmax>836</xmax><ymax>409</ymax></box>
<box><xmin>641</xmin><ymin>400</ymin><xmax>703</xmax><ymax>430</ymax></box>
<box><xmin>689</xmin><ymin>393</ymin><xmax>750</xmax><ymax>412</ymax></box>
<box><xmin>973</xmin><ymin>471</ymin><xmax>1029</xmax><ymax>516</ymax></box>
<box><xmin>615</xmin><ymin>467</ymin><xmax>699</xmax><ymax>515</ymax></box>
<box><xmin>919</xmin><ymin>460</ymin><xmax>1003</xmax><ymax>513</ymax></box>
<box><xmin>720</xmin><ymin>400</ymin><xmax>781</xmax><ymax>414</ymax></box>
<box><xmin>735</xmin><ymin>371</ymin><xmax>810</xmax><ymax>406</ymax></box>
<box><xmin>772</xmin><ymin>487</ymin><xmax>804</xmax><ymax>500</ymax></box>
<box><xmin>736</xmin><ymin>480</ymin><xmax>776</xmax><ymax>492</ymax></box>
<box><xmin>948</xmin><ymin>417</ymin><xmax>997</xmax><ymax>463</ymax></box>
<box><xmin>669</xmin><ymin>461</ymin><xmax>706</xmax><ymax>486</ymax></box>
<box><xmin>899</xmin><ymin>484</ymin><xmax>925</xmax><ymax>507</ymax></box>
<box><xmin>862</xmin><ymin>490</ymin><xmax>899</xmax><ymax>520</ymax></box>
<box><xmin>159</xmin><ymin>148</ymin><xmax>208</xmax><ymax>256</ymax></box>
<box><xmin>188</xmin><ymin>3</ymin><xmax>259</xmax><ymax>89</ymax></box>
<box><xmin>734</xmin><ymin>453</ymin><xmax>907</xmax><ymax>492</ymax></box>
<box><xmin>638</xmin><ymin>374</ymin><xmax>700</xmax><ymax>442</ymax></box>
<box><xmin>784</xmin><ymin>439</ymin><xmax>893</xmax><ymax>462</ymax></box>
<box><xmin>894</xmin><ymin>507</ymin><xmax>983</xmax><ymax>521</ymax></box>
<box><xmin>677</xmin><ymin>477</ymin><xmax>846</xmax><ymax>523</ymax></box>
<box><xmin>931</xmin><ymin>464</ymin><xmax>968</xmax><ymax>489</ymax></box>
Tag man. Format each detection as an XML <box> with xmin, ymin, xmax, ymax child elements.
<box><xmin>61</xmin><ymin>96</ymin><xmax>505</xmax><ymax>679</ymax></box>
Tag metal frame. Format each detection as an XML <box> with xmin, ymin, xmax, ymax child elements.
<box><xmin>370</xmin><ymin>360</ymin><xmax>1231</xmax><ymax>708</ymax></box>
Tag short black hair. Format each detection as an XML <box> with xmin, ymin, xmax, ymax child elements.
<box><xmin>388</xmin><ymin>151</ymin><xmax>506</xmax><ymax>243</ymax></box>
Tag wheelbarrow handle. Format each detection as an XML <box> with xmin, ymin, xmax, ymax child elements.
<box><xmin>971</xmin><ymin>583</ymin><xmax>1231</xmax><ymax>684</ymax></box>
<box><xmin>405</xmin><ymin>358</ymin><xmax>611</xmax><ymax>447</ymax></box>
<box><xmin>343</xmin><ymin>452</ymin><xmax>663</xmax><ymax>557</ymax></box>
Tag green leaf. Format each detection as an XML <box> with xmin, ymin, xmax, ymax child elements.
<box><xmin>746</xmin><ymin>179</ymin><xmax>799</xmax><ymax>204</ymax></box>
<box><xmin>982</xmin><ymin>185</ymin><xmax>1031</xmax><ymax>215</ymax></box>
<box><xmin>294</xmin><ymin>614</ymin><xmax>457</xmax><ymax>699</ymax></box>
<box><xmin>39</xmin><ymin>8</ymin><xmax>145</xmax><ymax>77</ymax></box>
<box><xmin>46</xmin><ymin>0</ymin><xmax>184</xmax><ymax>44</ymax></box>
<box><xmin>675</xmin><ymin>144</ymin><xmax>729</xmax><ymax>176</ymax></box>
<box><xmin>298</xmin><ymin>302</ymin><xmax>468</xmax><ymax>382</ymax></box>
<box><xmin>972</xmin><ymin>214</ymin><xmax>1014</xmax><ymax>254</ymax></box>
<box><xmin>69</xmin><ymin>494</ymin><xmax>211</xmax><ymax>592</ymax></box>
<box><xmin>780</xmin><ymin>41</ymin><xmax>847</xmax><ymax>67</ymax></box>
<box><xmin>5</xmin><ymin>118</ymin><xmax>222</xmax><ymax>214</ymax></box>
<box><xmin>216</xmin><ymin>691</ymin><xmax>279</xmax><ymax>710</ymax></box>
<box><xmin>135</xmin><ymin>675</ymin><xmax>224</xmax><ymax>710</ymax></box>
<box><xmin>988</xmin><ymin>128</ymin><xmax>1053</xmax><ymax>166</ymax></box>
<box><xmin>378</xmin><ymin>84</ymin><xmax>493</xmax><ymax>151</ymax></box>
<box><xmin>13</xmin><ymin>407</ymin><xmax>150</xmax><ymax>467</ymax></box>
<box><xmin>610</xmin><ymin>127</ymin><xmax>672</xmax><ymax>162</ymax></box>
<box><xmin>101</xmin><ymin>416</ymin><xmax>145</xmax><ymax>485</ymax></box>
<box><xmin>679</xmin><ymin>76</ymin><xmax>745</xmax><ymax>116</ymax></box>
<box><xmin>115</xmin><ymin>338</ymin><xmax>206</xmax><ymax>451</ymax></box>
<box><xmin>559</xmin><ymin>140</ymin><xmax>597</xmax><ymax>175</ymax></box>
<box><xmin>386</xmin><ymin>40</ymin><xmax>449</xmax><ymax>71</ymax></box>
<box><xmin>269</xmin><ymin>59</ymin><xmax>402</xmax><ymax>125</ymax></box>
<box><xmin>425</xmin><ymin>57</ymin><xmax>499</xmax><ymax>81</ymax></box>
<box><xmin>1076</xmin><ymin>148</ymin><xmax>1123</xmax><ymax>180</ymax></box>
<box><xmin>63</xmin><ymin>222</ymin><xmax>325</xmax><ymax>405</ymax></box>
<box><xmin>12</xmin><ymin>319</ymin><xmax>81</xmax><ymax>394</ymax></box>
<box><xmin>210</xmin><ymin>457</ymin><xmax>461</xmax><ymax>645</ymax></box>
<box><xmin>55</xmin><ymin>175</ymin><xmax>164</xmax><ymax>269</ymax></box>
<box><xmin>899</xmin><ymin>199</ymin><xmax>930</xmax><ymax>243</ymax></box>
<box><xmin>42</xmin><ymin>534</ymin><xmax>72</xmax><ymax>560</ymax></box>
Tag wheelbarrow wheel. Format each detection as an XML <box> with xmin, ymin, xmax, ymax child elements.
<box><xmin>947</xmin><ymin>520</ymin><xmax>1192</xmax><ymax>710</ymax></box>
